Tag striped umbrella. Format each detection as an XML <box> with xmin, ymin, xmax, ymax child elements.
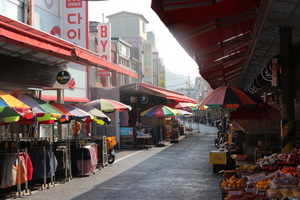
<box><xmin>85</xmin><ymin>99</ymin><xmax>131</xmax><ymax>113</ymax></box>
<box><xmin>140</xmin><ymin>105</ymin><xmax>182</xmax><ymax>117</ymax></box>
<box><xmin>199</xmin><ymin>86</ymin><xmax>260</xmax><ymax>109</ymax></box>
<box><xmin>0</xmin><ymin>90</ymin><xmax>33</xmax><ymax>123</ymax></box>
<box><xmin>11</xmin><ymin>92</ymin><xmax>63</xmax><ymax>124</ymax></box>
<box><xmin>73</xmin><ymin>104</ymin><xmax>111</xmax><ymax>125</ymax></box>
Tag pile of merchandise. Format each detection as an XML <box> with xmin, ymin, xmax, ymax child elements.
<box><xmin>221</xmin><ymin>151</ymin><xmax>300</xmax><ymax>199</ymax></box>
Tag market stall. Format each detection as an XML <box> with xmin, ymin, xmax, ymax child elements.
<box><xmin>217</xmin><ymin>104</ymin><xmax>284</xmax><ymax>199</ymax></box>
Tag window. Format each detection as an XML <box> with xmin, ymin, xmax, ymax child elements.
<box><xmin>142</xmin><ymin>22</ymin><xmax>145</xmax><ymax>33</ymax></box>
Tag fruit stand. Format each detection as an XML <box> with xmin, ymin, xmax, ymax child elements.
<box><xmin>220</xmin><ymin>150</ymin><xmax>300</xmax><ymax>200</ymax></box>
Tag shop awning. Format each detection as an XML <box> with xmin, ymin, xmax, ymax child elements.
<box><xmin>120</xmin><ymin>83</ymin><xmax>198</xmax><ymax>103</ymax></box>
<box><xmin>0</xmin><ymin>15</ymin><xmax>137</xmax><ymax>78</ymax></box>
<box><xmin>41</xmin><ymin>95</ymin><xmax>89</xmax><ymax>103</ymax></box>
<box><xmin>151</xmin><ymin>0</ymin><xmax>263</xmax><ymax>89</ymax></box>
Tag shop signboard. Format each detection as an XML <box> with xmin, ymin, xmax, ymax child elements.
<box><xmin>120</xmin><ymin>127</ymin><xmax>133</xmax><ymax>135</ymax></box>
<box><xmin>61</xmin><ymin>0</ymin><xmax>88</xmax><ymax>48</ymax></box>
<box><xmin>143</xmin><ymin>43</ymin><xmax>153</xmax><ymax>84</ymax></box>
<box><xmin>98</xmin><ymin>70</ymin><xmax>111</xmax><ymax>77</ymax></box>
<box><xmin>56</xmin><ymin>70</ymin><xmax>71</xmax><ymax>85</ymax></box>
<box><xmin>209</xmin><ymin>150</ymin><xmax>228</xmax><ymax>165</ymax></box>
<box><xmin>153</xmin><ymin>52</ymin><xmax>158</xmax><ymax>87</ymax></box>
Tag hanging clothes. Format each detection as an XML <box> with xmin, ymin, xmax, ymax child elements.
<box><xmin>76</xmin><ymin>144</ymin><xmax>98</xmax><ymax>174</ymax></box>
<box><xmin>28</xmin><ymin>150</ymin><xmax>58</xmax><ymax>180</ymax></box>
<box><xmin>120</xmin><ymin>111</ymin><xmax>129</xmax><ymax>126</ymax></box>
<box><xmin>0</xmin><ymin>153</ymin><xmax>32</xmax><ymax>188</ymax></box>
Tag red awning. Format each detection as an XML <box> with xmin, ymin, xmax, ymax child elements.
<box><xmin>151</xmin><ymin>0</ymin><xmax>263</xmax><ymax>89</ymax></box>
<box><xmin>42</xmin><ymin>95</ymin><xmax>89</xmax><ymax>103</ymax></box>
<box><xmin>0</xmin><ymin>15</ymin><xmax>138</xmax><ymax>78</ymax></box>
<box><xmin>137</xmin><ymin>83</ymin><xmax>198</xmax><ymax>103</ymax></box>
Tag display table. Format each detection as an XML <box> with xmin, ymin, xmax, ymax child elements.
<box><xmin>137</xmin><ymin>135</ymin><xmax>152</xmax><ymax>148</ymax></box>
<box><xmin>209</xmin><ymin>149</ymin><xmax>230</xmax><ymax>173</ymax></box>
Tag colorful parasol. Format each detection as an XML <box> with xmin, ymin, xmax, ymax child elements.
<box><xmin>198</xmin><ymin>86</ymin><xmax>261</xmax><ymax>109</ymax></box>
<box><xmin>140</xmin><ymin>105</ymin><xmax>182</xmax><ymax>117</ymax></box>
<box><xmin>51</xmin><ymin>102</ymin><xmax>92</xmax><ymax>122</ymax></box>
<box><xmin>11</xmin><ymin>92</ymin><xmax>63</xmax><ymax>124</ymax></box>
<box><xmin>175</xmin><ymin>109</ymin><xmax>193</xmax><ymax>117</ymax></box>
<box><xmin>73</xmin><ymin>104</ymin><xmax>111</xmax><ymax>125</ymax></box>
<box><xmin>0</xmin><ymin>90</ymin><xmax>33</xmax><ymax>123</ymax></box>
<box><xmin>167</xmin><ymin>102</ymin><xmax>198</xmax><ymax>112</ymax></box>
<box><xmin>184</xmin><ymin>103</ymin><xmax>199</xmax><ymax>111</ymax></box>
<box><xmin>85</xmin><ymin>99</ymin><xmax>131</xmax><ymax>113</ymax></box>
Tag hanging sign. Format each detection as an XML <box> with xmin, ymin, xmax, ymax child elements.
<box><xmin>56</xmin><ymin>70</ymin><xmax>71</xmax><ymax>85</ymax></box>
<box><xmin>261</xmin><ymin>64</ymin><xmax>272</xmax><ymax>82</ymax></box>
<box><xmin>140</xmin><ymin>95</ymin><xmax>149</xmax><ymax>104</ymax></box>
<box><xmin>98</xmin><ymin>70</ymin><xmax>111</xmax><ymax>77</ymax></box>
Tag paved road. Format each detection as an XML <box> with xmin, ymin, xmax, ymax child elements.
<box><xmin>8</xmin><ymin>123</ymin><xmax>223</xmax><ymax>200</ymax></box>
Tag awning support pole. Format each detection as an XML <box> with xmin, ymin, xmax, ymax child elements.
<box><xmin>57</xmin><ymin>89</ymin><xmax>64</xmax><ymax>139</ymax></box>
<box><xmin>280</xmin><ymin>26</ymin><xmax>295</xmax><ymax>153</ymax></box>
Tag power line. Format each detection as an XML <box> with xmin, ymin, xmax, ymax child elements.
<box><xmin>167</xmin><ymin>82</ymin><xmax>188</xmax><ymax>88</ymax></box>
<box><xmin>166</xmin><ymin>71</ymin><xmax>199</xmax><ymax>78</ymax></box>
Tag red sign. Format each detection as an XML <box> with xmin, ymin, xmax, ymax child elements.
<box><xmin>98</xmin><ymin>70</ymin><xmax>111</xmax><ymax>77</ymax></box>
<box><xmin>67</xmin><ymin>78</ymin><xmax>76</xmax><ymax>89</ymax></box>
<box><xmin>66</xmin><ymin>0</ymin><xmax>82</xmax><ymax>8</ymax></box>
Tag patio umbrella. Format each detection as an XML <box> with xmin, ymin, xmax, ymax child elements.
<box><xmin>51</xmin><ymin>102</ymin><xmax>92</xmax><ymax>122</ymax></box>
<box><xmin>167</xmin><ymin>102</ymin><xmax>193</xmax><ymax>112</ymax></box>
<box><xmin>198</xmin><ymin>86</ymin><xmax>261</xmax><ymax>109</ymax></box>
<box><xmin>11</xmin><ymin>92</ymin><xmax>63</xmax><ymax>123</ymax></box>
<box><xmin>85</xmin><ymin>99</ymin><xmax>131</xmax><ymax>113</ymax></box>
<box><xmin>73</xmin><ymin>104</ymin><xmax>111</xmax><ymax>125</ymax></box>
<box><xmin>184</xmin><ymin>103</ymin><xmax>199</xmax><ymax>111</ymax></box>
<box><xmin>0</xmin><ymin>90</ymin><xmax>33</xmax><ymax>123</ymax></box>
<box><xmin>140</xmin><ymin>105</ymin><xmax>182</xmax><ymax>117</ymax></box>
<box><xmin>175</xmin><ymin>109</ymin><xmax>193</xmax><ymax>117</ymax></box>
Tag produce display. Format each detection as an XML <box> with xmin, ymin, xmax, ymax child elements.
<box><xmin>221</xmin><ymin>152</ymin><xmax>300</xmax><ymax>199</ymax></box>
<box><xmin>280</xmin><ymin>166</ymin><xmax>300</xmax><ymax>176</ymax></box>
<box><xmin>277</xmin><ymin>153</ymin><xmax>299</xmax><ymax>165</ymax></box>
<box><xmin>224</xmin><ymin>192</ymin><xmax>268</xmax><ymax>200</ymax></box>
<box><xmin>221</xmin><ymin>175</ymin><xmax>246</xmax><ymax>188</ymax></box>
<box><xmin>255</xmin><ymin>179</ymin><xmax>271</xmax><ymax>190</ymax></box>
<box><xmin>236</xmin><ymin>164</ymin><xmax>256</xmax><ymax>172</ymax></box>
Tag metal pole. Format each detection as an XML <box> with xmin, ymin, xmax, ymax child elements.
<box><xmin>280</xmin><ymin>26</ymin><xmax>295</xmax><ymax>153</ymax></box>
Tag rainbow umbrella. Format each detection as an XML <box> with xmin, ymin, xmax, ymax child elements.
<box><xmin>51</xmin><ymin>102</ymin><xmax>92</xmax><ymax>122</ymax></box>
<box><xmin>140</xmin><ymin>105</ymin><xmax>182</xmax><ymax>117</ymax></box>
<box><xmin>0</xmin><ymin>90</ymin><xmax>33</xmax><ymax>123</ymax></box>
<box><xmin>167</xmin><ymin>102</ymin><xmax>198</xmax><ymax>112</ymax></box>
<box><xmin>11</xmin><ymin>92</ymin><xmax>63</xmax><ymax>124</ymax></box>
<box><xmin>85</xmin><ymin>99</ymin><xmax>131</xmax><ymax>113</ymax></box>
<box><xmin>198</xmin><ymin>86</ymin><xmax>260</xmax><ymax>109</ymax></box>
<box><xmin>73</xmin><ymin>104</ymin><xmax>111</xmax><ymax>125</ymax></box>
<box><xmin>175</xmin><ymin>109</ymin><xmax>193</xmax><ymax>117</ymax></box>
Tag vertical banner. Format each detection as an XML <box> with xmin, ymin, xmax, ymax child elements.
<box><xmin>97</xmin><ymin>23</ymin><xmax>111</xmax><ymax>77</ymax></box>
<box><xmin>98</xmin><ymin>23</ymin><xmax>111</xmax><ymax>62</ymax></box>
<box><xmin>61</xmin><ymin>0</ymin><xmax>88</xmax><ymax>49</ymax></box>
<box><xmin>143</xmin><ymin>43</ymin><xmax>152</xmax><ymax>84</ymax></box>
<box><xmin>60</xmin><ymin>0</ymin><xmax>89</xmax><ymax>99</ymax></box>
<box><xmin>152</xmin><ymin>52</ymin><xmax>158</xmax><ymax>87</ymax></box>
<box><xmin>158</xmin><ymin>65</ymin><xmax>166</xmax><ymax>89</ymax></box>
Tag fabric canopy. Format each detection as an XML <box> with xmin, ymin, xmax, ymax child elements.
<box><xmin>0</xmin><ymin>15</ymin><xmax>137</xmax><ymax>78</ymax></box>
<box><xmin>137</xmin><ymin>83</ymin><xmax>198</xmax><ymax>103</ymax></box>
<box><xmin>151</xmin><ymin>0</ymin><xmax>263</xmax><ymax>89</ymax></box>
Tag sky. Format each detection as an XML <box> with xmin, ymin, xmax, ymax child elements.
<box><xmin>88</xmin><ymin>0</ymin><xmax>200</xmax><ymax>82</ymax></box>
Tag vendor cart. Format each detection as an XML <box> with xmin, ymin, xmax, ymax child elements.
<box><xmin>170</xmin><ymin>127</ymin><xmax>179</xmax><ymax>143</ymax></box>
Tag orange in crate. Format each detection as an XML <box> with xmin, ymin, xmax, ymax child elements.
<box><xmin>107</xmin><ymin>137</ymin><xmax>117</xmax><ymax>149</ymax></box>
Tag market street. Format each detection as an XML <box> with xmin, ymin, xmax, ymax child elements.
<box><xmin>10</xmin><ymin>123</ymin><xmax>223</xmax><ymax>200</ymax></box>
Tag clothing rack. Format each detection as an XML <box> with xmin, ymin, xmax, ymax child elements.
<box><xmin>76</xmin><ymin>142</ymin><xmax>97</xmax><ymax>177</ymax></box>
<box><xmin>0</xmin><ymin>143</ymin><xmax>31</xmax><ymax>198</ymax></box>
<box><xmin>54</xmin><ymin>140</ymin><xmax>73</xmax><ymax>183</ymax></box>
<box><xmin>27</xmin><ymin>145</ymin><xmax>56</xmax><ymax>190</ymax></box>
